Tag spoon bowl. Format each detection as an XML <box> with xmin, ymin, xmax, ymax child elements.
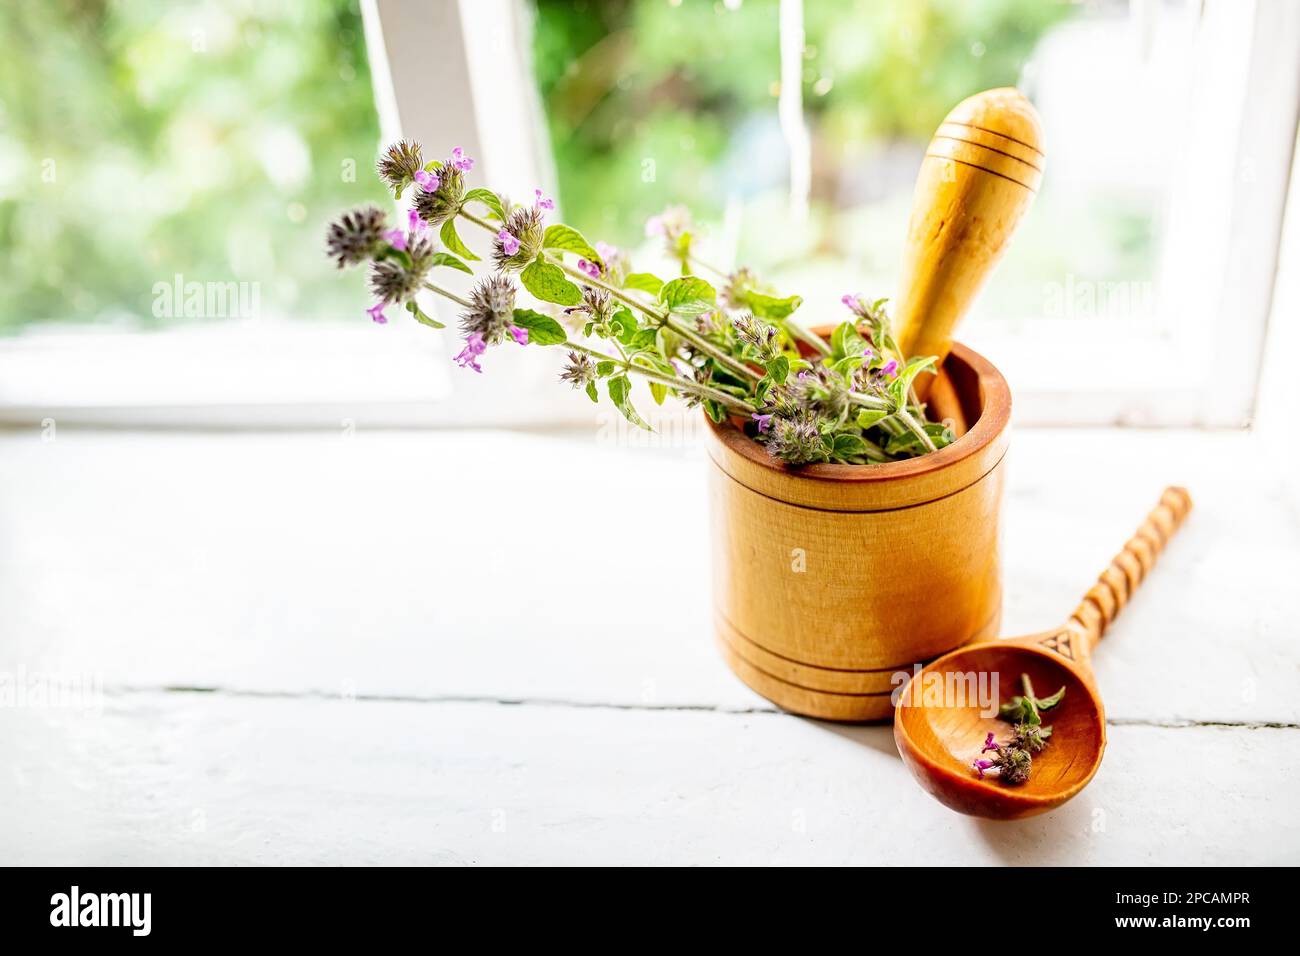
<box><xmin>893</xmin><ymin>487</ymin><xmax>1191</xmax><ymax>819</ymax></box>
<box><xmin>895</xmin><ymin>639</ymin><xmax>1104</xmax><ymax>819</ymax></box>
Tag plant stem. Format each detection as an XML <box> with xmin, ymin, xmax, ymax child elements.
<box><xmin>545</xmin><ymin>251</ymin><xmax>760</xmax><ymax>384</ymax></box>
<box><xmin>685</xmin><ymin>251</ymin><xmax>831</xmax><ymax>357</ymax></box>
<box><xmin>846</xmin><ymin>392</ymin><xmax>892</xmax><ymax>413</ymax></box>
<box><xmin>456</xmin><ymin>208</ymin><xmax>761</xmax><ymax>384</ymax></box>
<box><xmin>564</xmin><ymin>342</ymin><xmax>751</xmax><ymax>413</ymax></box>
<box><xmin>421</xmin><ymin>280</ymin><xmax>751</xmax><ymax>414</ymax></box>
<box><xmin>897</xmin><ymin>406</ymin><xmax>938</xmax><ymax>453</ymax></box>
<box><xmin>424</xmin><ymin>281</ymin><xmax>471</xmax><ymax>309</ymax></box>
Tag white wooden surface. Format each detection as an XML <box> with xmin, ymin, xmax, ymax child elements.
<box><xmin>1</xmin><ymin>425</ymin><xmax>1297</xmax><ymax>865</ymax></box>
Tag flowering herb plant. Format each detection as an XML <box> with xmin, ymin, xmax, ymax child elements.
<box><xmin>972</xmin><ymin>674</ymin><xmax>1066</xmax><ymax>785</ymax></box>
<box><xmin>325</xmin><ymin>140</ymin><xmax>955</xmax><ymax>465</ymax></box>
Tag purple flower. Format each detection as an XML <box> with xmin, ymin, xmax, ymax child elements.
<box><xmin>509</xmin><ymin>325</ymin><xmax>529</xmax><ymax>346</ymax></box>
<box><xmin>454</xmin><ymin>332</ymin><xmax>487</xmax><ymax>373</ymax></box>
<box><xmin>366</xmin><ymin>302</ymin><xmax>389</xmax><ymax>325</ymax></box>
<box><xmin>533</xmin><ymin>188</ymin><xmax>554</xmax><ymax>211</ymax></box>
<box><xmin>497</xmin><ymin>229</ymin><xmax>520</xmax><ymax>256</ymax></box>
<box><xmin>450</xmin><ymin>147</ymin><xmax>474</xmax><ymax>172</ymax></box>
<box><xmin>407</xmin><ymin>208</ymin><xmax>427</xmax><ymax>234</ymax></box>
<box><xmin>751</xmin><ymin>413</ymin><xmax>774</xmax><ymax>434</ymax></box>
<box><xmin>577</xmin><ymin>258</ymin><xmax>600</xmax><ymax>279</ymax></box>
<box><xmin>981</xmin><ymin>732</ymin><xmax>999</xmax><ymax>754</ymax></box>
<box><xmin>972</xmin><ymin>758</ymin><xmax>996</xmax><ymax>779</ymax></box>
<box><xmin>414</xmin><ymin>169</ymin><xmax>440</xmax><ymax>193</ymax></box>
<box><xmin>879</xmin><ymin>359</ymin><xmax>899</xmax><ymax>378</ymax></box>
<box><xmin>842</xmin><ymin>293</ymin><xmax>870</xmax><ymax>319</ymax></box>
<box><xmin>595</xmin><ymin>241</ymin><xmax>618</xmax><ymax>261</ymax></box>
<box><xmin>862</xmin><ymin>346</ymin><xmax>875</xmax><ymax>361</ymax></box>
<box><xmin>382</xmin><ymin>228</ymin><xmax>407</xmax><ymax>251</ymax></box>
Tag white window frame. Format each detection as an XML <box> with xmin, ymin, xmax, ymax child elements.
<box><xmin>0</xmin><ymin>0</ymin><xmax>1296</xmax><ymax>431</ymax></box>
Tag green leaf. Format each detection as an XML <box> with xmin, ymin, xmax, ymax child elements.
<box><xmin>892</xmin><ymin>355</ymin><xmax>938</xmax><ymax>399</ymax></box>
<box><xmin>510</xmin><ymin>308</ymin><xmax>567</xmax><ymax>346</ymax></box>
<box><xmin>766</xmin><ymin>354</ymin><xmax>790</xmax><ymax>385</ymax></box>
<box><xmin>543</xmin><ymin>224</ymin><xmax>603</xmax><ymax>268</ymax></box>
<box><xmin>462</xmin><ymin>187</ymin><xmax>505</xmax><ymax>222</ymax></box>
<box><xmin>608</xmin><ymin>375</ymin><xmax>652</xmax><ymax>431</ymax></box>
<box><xmin>585</xmin><ymin>380</ymin><xmax>599</xmax><ymax>403</ymax></box>
<box><xmin>595</xmin><ymin>360</ymin><xmax>617</xmax><ymax>377</ymax></box>
<box><xmin>830</xmin><ymin>320</ymin><xmax>867</xmax><ymax>361</ymax></box>
<box><xmin>658</xmin><ymin>276</ymin><xmax>717</xmax><ymax>316</ymax></box>
<box><xmin>439</xmin><ymin>218</ymin><xmax>479</xmax><ymax>262</ymax></box>
<box><xmin>429</xmin><ymin>252</ymin><xmax>473</xmax><ymax>275</ymax></box>
<box><xmin>998</xmin><ymin>695</ymin><xmax>1041</xmax><ymax>726</ymax></box>
<box><xmin>703</xmin><ymin>399</ymin><xmax>726</xmax><ymax>423</ymax></box>
<box><xmin>1035</xmin><ymin>685</ymin><xmax>1067</xmax><ymax>711</ymax></box>
<box><xmin>623</xmin><ymin>272</ymin><xmax>664</xmax><ymax>296</ymax></box>
<box><xmin>520</xmin><ymin>257</ymin><xmax>582</xmax><ymax>306</ymax></box>
<box><xmin>856</xmin><ymin>408</ymin><xmax>889</xmax><ymax>430</ymax></box>
<box><xmin>649</xmin><ymin>381</ymin><xmax>668</xmax><ymax>405</ymax></box>
<box><xmin>832</xmin><ymin>433</ymin><xmax>869</xmax><ymax>459</ymax></box>
<box><xmin>627</xmin><ymin>328</ymin><xmax>658</xmax><ymax>352</ymax></box>
<box><xmin>405</xmin><ymin>300</ymin><xmax>445</xmax><ymax>329</ymax></box>
<box><xmin>611</xmin><ymin>307</ymin><xmax>638</xmax><ymax>344</ymax></box>
<box><xmin>743</xmin><ymin>290</ymin><xmax>803</xmax><ymax>320</ymax></box>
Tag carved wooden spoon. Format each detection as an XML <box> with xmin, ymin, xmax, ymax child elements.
<box><xmin>893</xmin><ymin>487</ymin><xmax>1192</xmax><ymax>819</ymax></box>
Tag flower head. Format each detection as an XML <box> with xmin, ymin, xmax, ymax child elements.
<box><xmin>559</xmin><ymin>351</ymin><xmax>597</xmax><ymax>389</ymax></box>
<box><xmin>414</xmin><ymin>158</ymin><xmax>466</xmax><ymax>228</ymax></box>
<box><xmin>879</xmin><ymin>358</ymin><xmax>899</xmax><ymax>379</ymax></box>
<box><xmin>366</xmin><ymin>302</ymin><xmax>388</xmax><ymax>325</ymax></box>
<box><xmin>992</xmin><ymin>745</ymin><xmax>1032</xmax><ymax>784</ymax></box>
<box><xmin>972</xmin><ymin>758</ymin><xmax>996</xmax><ymax>779</ymax></box>
<box><xmin>645</xmin><ymin>205</ymin><xmax>692</xmax><ymax>241</ymax></box>
<box><xmin>577</xmin><ymin>258</ymin><xmax>601</xmax><ymax>279</ymax></box>
<box><xmin>376</xmin><ymin>140</ymin><xmax>425</xmax><ymax>192</ymax></box>
<box><xmin>1012</xmin><ymin>722</ymin><xmax>1052</xmax><ymax>754</ymax></box>
<box><xmin>793</xmin><ymin>365</ymin><xmax>851</xmax><ymax>419</ymax></box>
<box><xmin>367</xmin><ymin>233</ymin><xmax>435</xmax><ymax>306</ymax></box>
<box><xmin>459</xmin><ymin>274</ymin><xmax>518</xmax><ymax>345</ymax></box>
<box><xmin>414</xmin><ymin>169</ymin><xmax>440</xmax><ymax>193</ymax></box>
<box><xmin>451</xmin><ymin>147</ymin><xmax>474</xmax><ymax>172</ymax></box>
<box><xmin>382</xmin><ymin>228</ymin><xmax>407</xmax><ymax>252</ymax></box>
<box><xmin>981</xmin><ymin>732</ymin><xmax>999</xmax><ymax>754</ymax></box>
<box><xmin>721</xmin><ymin>267</ymin><xmax>758</xmax><ymax>311</ymax></box>
<box><xmin>751</xmin><ymin>413</ymin><xmax>773</xmax><ymax>434</ymax></box>
<box><xmin>492</xmin><ymin>205</ymin><xmax>545</xmax><ymax>271</ymax></box>
<box><xmin>645</xmin><ymin>205</ymin><xmax>695</xmax><ymax>264</ymax></box>
<box><xmin>765</xmin><ymin>409</ymin><xmax>827</xmax><ymax>465</ymax></box>
<box><xmin>407</xmin><ymin>208</ymin><xmax>428</xmax><ymax>234</ymax></box>
<box><xmin>454</xmin><ymin>333</ymin><xmax>487</xmax><ymax>373</ymax></box>
<box><xmin>732</xmin><ymin>312</ymin><xmax>780</xmax><ymax>362</ymax></box>
<box><xmin>509</xmin><ymin>325</ymin><xmax>529</xmax><ymax>346</ymax></box>
<box><xmin>326</xmin><ymin>206</ymin><xmax>388</xmax><ymax>269</ymax></box>
<box><xmin>533</xmin><ymin>188</ymin><xmax>554</xmax><ymax>211</ymax></box>
<box><xmin>594</xmin><ymin>241</ymin><xmax>629</xmax><ymax>286</ymax></box>
<box><xmin>565</xmin><ymin>286</ymin><xmax>616</xmax><ymax>328</ymax></box>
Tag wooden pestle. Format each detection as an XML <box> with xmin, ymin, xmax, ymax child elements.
<box><xmin>894</xmin><ymin>87</ymin><xmax>1044</xmax><ymax>402</ymax></box>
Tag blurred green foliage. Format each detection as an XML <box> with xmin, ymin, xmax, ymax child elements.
<box><xmin>0</xmin><ymin>0</ymin><xmax>386</xmax><ymax>331</ymax></box>
<box><xmin>534</xmin><ymin>0</ymin><xmax>1074</xmax><ymax>253</ymax></box>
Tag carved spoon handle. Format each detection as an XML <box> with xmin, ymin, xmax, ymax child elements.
<box><xmin>1068</xmin><ymin>487</ymin><xmax>1193</xmax><ymax>650</ymax></box>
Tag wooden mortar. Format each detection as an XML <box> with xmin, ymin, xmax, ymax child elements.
<box><xmin>704</xmin><ymin>342</ymin><xmax>1011</xmax><ymax>721</ymax></box>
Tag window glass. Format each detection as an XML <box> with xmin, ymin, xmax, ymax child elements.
<box><xmin>0</xmin><ymin>1</ymin><xmax>386</xmax><ymax>332</ymax></box>
<box><xmin>533</xmin><ymin>0</ymin><xmax>1189</xmax><ymax>330</ymax></box>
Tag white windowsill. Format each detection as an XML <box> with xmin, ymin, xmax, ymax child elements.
<box><xmin>0</xmin><ymin>423</ymin><xmax>1295</xmax><ymax>864</ymax></box>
